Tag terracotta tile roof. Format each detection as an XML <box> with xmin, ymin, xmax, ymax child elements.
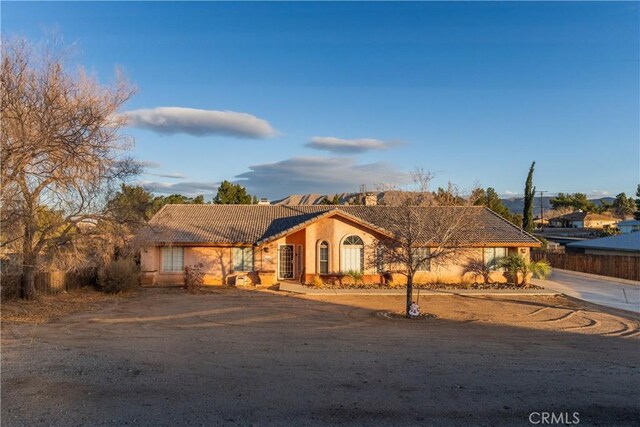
<box><xmin>549</xmin><ymin>211</ymin><xmax>617</xmax><ymax>222</ymax></box>
<box><xmin>140</xmin><ymin>205</ymin><xmax>540</xmax><ymax>246</ymax></box>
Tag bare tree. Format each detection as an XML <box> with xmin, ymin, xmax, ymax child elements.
<box><xmin>370</xmin><ymin>170</ymin><xmax>481</xmax><ymax>317</ymax></box>
<box><xmin>1</xmin><ymin>37</ymin><xmax>138</xmax><ymax>298</ymax></box>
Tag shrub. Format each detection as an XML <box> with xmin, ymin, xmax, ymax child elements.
<box><xmin>311</xmin><ymin>275</ymin><xmax>324</xmax><ymax>288</ymax></box>
<box><xmin>345</xmin><ymin>270</ymin><xmax>363</xmax><ymax>286</ymax></box>
<box><xmin>184</xmin><ymin>263</ymin><xmax>205</xmax><ymax>293</ymax></box>
<box><xmin>1</xmin><ymin>273</ymin><xmax>22</xmax><ymax>299</ymax></box>
<box><xmin>97</xmin><ymin>258</ymin><xmax>138</xmax><ymax>293</ymax></box>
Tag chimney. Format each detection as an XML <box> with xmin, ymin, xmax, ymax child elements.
<box><xmin>364</xmin><ymin>193</ymin><xmax>377</xmax><ymax>206</ymax></box>
<box><xmin>258</xmin><ymin>198</ymin><xmax>270</xmax><ymax>205</ymax></box>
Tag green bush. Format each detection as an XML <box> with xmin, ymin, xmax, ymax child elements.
<box><xmin>97</xmin><ymin>258</ymin><xmax>138</xmax><ymax>293</ymax></box>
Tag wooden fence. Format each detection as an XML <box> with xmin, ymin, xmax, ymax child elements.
<box><xmin>532</xmin><ymin>251</ymin><xmax>640</xmax><ymax>281</ymax></box>
<box><xmin>1</xmin><ymin>269</ymin><xmax>96</xmax><ymax>298</ymax></box>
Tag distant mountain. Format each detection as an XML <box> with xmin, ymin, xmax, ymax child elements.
<box><xmin>501</xmin><ymin>196</ymin><xmax>615</xmax><ymax>215</ymax></box>
<box><xmin>273</xmin><ymin>192</ymin><xmax>616</xmax><ymax>215</ymax></box>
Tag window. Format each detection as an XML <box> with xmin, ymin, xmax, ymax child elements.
<box><xmin>318</xmin><ymin>241</ymin><xmax>329</xmax><ymax>274</ymax></box>
<box><xmin>415</xmin><ymin>247</ymin><xmax>431</xmax><ymax>271</ymax></box>
<box><xmin>162</xmin><ymin>247</ymin><xmax>184</xmax><ymax>272</ymax></box>
<box><xmin>341</xmin><ymin>235</ymin><xmax>364</xmax><ymax>273</ymax></box>
<box><xmin>233</xmin><ymin>247</ymin><xmax>254</xmax><ymax>271</ymax></box>
<box><xmin>375</xmin><ymin>245</ymin><xmax>386</xmax><ymax>273</ymax></box>
<box><xmin>297</xmin><ymin>245</ymin><xmax>303</xmax><ymax>276</ymax></box>
<box><xmin>484</xmin><ymin>247</ymin><xmax>507</xmax><ymax>266</ymax></box>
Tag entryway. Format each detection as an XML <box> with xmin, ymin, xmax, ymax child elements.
<box><xmin>278</xmin><ymin>244</ymin><xmax>294</xmax><ymax>279</ymax></box>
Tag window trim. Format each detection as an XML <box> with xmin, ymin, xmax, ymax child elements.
<box><xmin>161</xmin><ymin>246</ymin><xmax>184</xmax><ymax>273</ymax></box>
<box><xmin>414</xmin><ymin>247</ymin><xmax>431</xmax><ymax>272</ymax></box>
<box><xmin>232</xmin><ymin>246</ymin><xmax>254</xmax><ymax>272</ymax></box>
<box><xmin>483</xmin><ymin>247</ymin><xmax>507</xmax><ymax>267</ymax></box>
<box><xmin>340</xmin><ymin>235</ymin><xmax>364</xmax><ymax>273</ymax></box>
<box><xmin>317</xmin><ymin>240</ymin><xmax>330</xmax><ymax>275</ymax></box>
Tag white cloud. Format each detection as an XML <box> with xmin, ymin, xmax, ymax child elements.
<box><xmin>124</xmin><ymin>107</ymin><xmax>276</xmax><ymax>138</ymax></box>
<box><xmin>138</xmin><ymin>160</ymin><xmax>161</xmax><ymax>169</ymax></box>
<box><xmin>235</xmin><ymin>157</ymin><xmax>409</xmax><ymax>199</ymax></box>
<box><xmin>502</xmin><ymin>191</ymin><xmax>520</xmax><ymax>198</ymax></box>
<box><xmin>147</xmin><ymin>172</ymin><xmax>187</xmax><ymax>179</ymax></box>
<box><xmin>588</xmin><ymin>190</ymin><xmax>611</xmax><ymax>198</ymax></box>
<box><xmin>306</xmin><ymin>136</ymin><xmax>398</xmax><ymax>154</ymax></box>
<box><xmin>139</xmin><ymin>180</ymin><xmax>219</xmax><ymax>196</ymax></box>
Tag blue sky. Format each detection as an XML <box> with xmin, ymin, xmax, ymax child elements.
<box><xmin>3</xmin><ymin>1</ymin><xmax>639</xmax><ymax>200</ymax></box>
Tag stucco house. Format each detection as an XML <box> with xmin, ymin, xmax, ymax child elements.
<box><xmin>138</xmin><ymin>205</ymin><xmax>540</xmax><ymax>286</ymax></box>
<box><xmin>617</xmin><ymin>219</ymin><xmax>640</xmax><ymax>234</ymax></box>
<box><xmin>548</xmin><ymin>211</ymin><xmax>619</xmax><ymax>229</ymax></box>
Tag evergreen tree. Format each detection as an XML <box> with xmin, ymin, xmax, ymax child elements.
<box><xmin>612</xmin><ymin>192</ymin><xmax>635</xmax><ymax>219</ymax></box>
<box><xmin>212</xmin><ymin>180</ymin><xmax>254</xmax><ymax>204</ymax></box>
<box><xmin>635</xmin><ymin>185</ymin><xmax>640</xmax><ymax>220</ymax></box>
<box><xmin>522</xmin><ymin>161</ymin><xmax>536</xmax><ymax>233</ymax></box>
<box><xmin>550</xmin><ymin>192</ymin><xmax>597</xmax><ymax>212</ymax></box>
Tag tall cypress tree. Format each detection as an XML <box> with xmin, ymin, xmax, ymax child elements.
<box><xmin>523</xmin><ymin>161</ymin><xmax>536</xmax><ymax>233</ymax></box>
<box><xmin>635</xmin><ymin>184</ymin><xmax>640</xmax><ymax>220</ymax></box>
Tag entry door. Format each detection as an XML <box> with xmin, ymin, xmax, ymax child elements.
<box><xmin>279</xmin><ymin>245</ymin><xmax>294</xmax><ymax>279</ymax></box>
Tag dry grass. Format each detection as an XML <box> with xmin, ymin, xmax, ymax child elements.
<box><xmin>1</xmin><ymin>287</ymin><xmax>137</xmax><ymax>324</ymax></box>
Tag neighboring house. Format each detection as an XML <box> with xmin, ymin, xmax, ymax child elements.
<box><xmin>566</xmin><ymin>233</ymin><xmax>640</xmax><ymax>257</ymax></box>
<box><xmin>548</xmin><ymin>211</ymin><xmax>619</xmax><ymax>229</ymax></box>
<box><xmin>138</xmin><ymin>205</ymin><xmax>540</xmax><ymax>286</ymax></box>
<box><xmin>617</xmin><ymin>219</ymin><xmax>640</xmax><ymax>234</ymax></box>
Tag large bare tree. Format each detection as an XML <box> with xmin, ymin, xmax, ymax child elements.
<box><xmin>371</xmin><ymin>169</ymin><xmax>481</xmax><ymax>317</ymax></box>
<box><xmin>1</xmin><ymin>37</ymin><xmax>138</xmax><ymax>298</ymax></box>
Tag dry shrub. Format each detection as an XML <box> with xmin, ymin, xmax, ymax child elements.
<box><xmin>184</xmin><ymin>263</ymin><xmax>205</xmax><ymax>293</ymax></box>
<box><xmin>97</xmin><ymin>258</ymin><xmax>138</xmax><ymax>294</ymax></box>
<box><xmin>1</xmin><ymin>273</ymin><xmax>22</xmax><ymax>299</ymax></box>
<box><xmin>311</xmin><ymin>275</ymin><xmax>324</xmax><ymax>288</ymax></box>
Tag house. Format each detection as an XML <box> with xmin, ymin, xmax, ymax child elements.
<box><xmin>138</xmin><ymin>205</ymin><xmax>540</xmax><ymax>286</ymax></box>
<box><xmin>566</xmin><ymin>233</ymin><xmax>640</xmax><ymax>257</ymax></box>
<box><xmin>548</xmin><ymin>211</ymin><xmax>619</xmax><ymax>229</ymax></box>
<box><xmin>617</xmin><ymin>219</ymin><xmax>640</xmax><ymax>234</ymax></box>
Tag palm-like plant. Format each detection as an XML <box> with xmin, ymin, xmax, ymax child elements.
<box><xmin>497</xmin><ymin>255</ymin><xmax>525</xmax><ymax>285</ymax></box>
<box><xmin>520</xmin><ymin>259</ymin><xmax>552</xmax><ymax>286</ymax></box>
<box><xmin>462</xmin><ymin>258</ymin><xmax>500</xmax><ymax>284</ymax></box>
<box><xmin>345</xmin><ymin>270</ymin><xmax>364</xmax><ymax>286</ymax></box>
<box><xmin>498</xmin><ymin>255</ymin><xmax>551</xmax><ymax>287</ymax></box>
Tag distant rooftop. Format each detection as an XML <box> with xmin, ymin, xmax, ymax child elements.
<box><xmin>567</xmin><ymin>233</ymin><xmax>640</xmax><ymax>253</ymax></box>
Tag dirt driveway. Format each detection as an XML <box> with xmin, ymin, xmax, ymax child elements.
<box><xmin>2</xmin><ymin>288</ymin><xmax>639</xmax><ymax>426</ymax></box>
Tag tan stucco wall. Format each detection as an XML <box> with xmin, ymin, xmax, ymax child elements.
<box><xmin>584</xmin><ymin>219</ymin><xmax>618</xmax><ymax>229</ymax></box>
<box><xmin>304</xmin><ymin>215</ymin><xmax>383</xmax><ymax>276</ymax></box>
<box><xmin>140</xmin><ymin>245</ymin><xmax>270</xmax><ymax>286</ymax></box>
<box><xmin>139</xmin><ymin>216</ymin><xmax>535</xmax><ymax>286</ymax></box>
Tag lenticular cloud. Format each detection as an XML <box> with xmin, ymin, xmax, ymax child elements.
<box><xmin>124</xmin><ymin>107</ymin><xmax>276</xmax><ymax>139</ymax></box>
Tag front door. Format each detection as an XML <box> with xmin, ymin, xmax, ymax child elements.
<box><xmin>278</xmin><ymin>245</ymin><xmax>294</xmax><ymax>279</ymax></box>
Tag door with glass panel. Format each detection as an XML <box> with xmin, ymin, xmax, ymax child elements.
<box><xmin>278</xmin><ymin>245</ymin><xmax>294</xmax><ymax>279</ymax></box>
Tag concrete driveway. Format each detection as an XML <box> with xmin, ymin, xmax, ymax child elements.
<box><xmin>534</xmin><ymin>270</ymin><xmax>640</xmax><ymax>313</ymax></box>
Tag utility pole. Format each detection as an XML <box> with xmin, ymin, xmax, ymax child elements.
<box><xmin>538</xmin><ymin>190</ymin><xmax>547</xmax><ymax>231</ymax></box>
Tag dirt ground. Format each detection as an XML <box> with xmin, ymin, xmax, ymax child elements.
<box><xmin>2</xmin><ymin>288</ymin><xmax>639</xmax><ymax>426</ymax></box>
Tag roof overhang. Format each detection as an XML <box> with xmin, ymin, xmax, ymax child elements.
<box><xmin>255</xmin><ymin>208</ymin><xmax>394</xmax><ymax>245</ymax></box>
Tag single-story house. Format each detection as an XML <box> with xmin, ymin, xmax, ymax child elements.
<box><xmin>548</xmin><ymin>211</ymin><xmax>619</xmax><ymax>229</ymax></box>
<box><xmin>138</xmin><ymin>205</ymin><xmax>540</xmax><ymax>286</ymax></box>
<box><xmin>617</xmin><ymin>219</ymin><xmax>640</xmax><ymax>234</ymax></box>
<box><xmin>566</xmin><ymin>233</ymin><xmax>640</xmax><ymax>257</ymax></box>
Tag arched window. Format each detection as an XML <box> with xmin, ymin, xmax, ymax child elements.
<box><xmin>317</xmin><ymin>240</ymin><xmax>329</xmax><ymax>274</ymax></box>
<box><xmin>341</xmin><ymin>235</ymin><xmax>364</xmax><ymax>273</ymax></box>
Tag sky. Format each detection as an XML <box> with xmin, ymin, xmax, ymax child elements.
<box><xmin>3</xmin><ymin>1</ymin><xmax>639</xmax><ymax>200</ymax></box>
